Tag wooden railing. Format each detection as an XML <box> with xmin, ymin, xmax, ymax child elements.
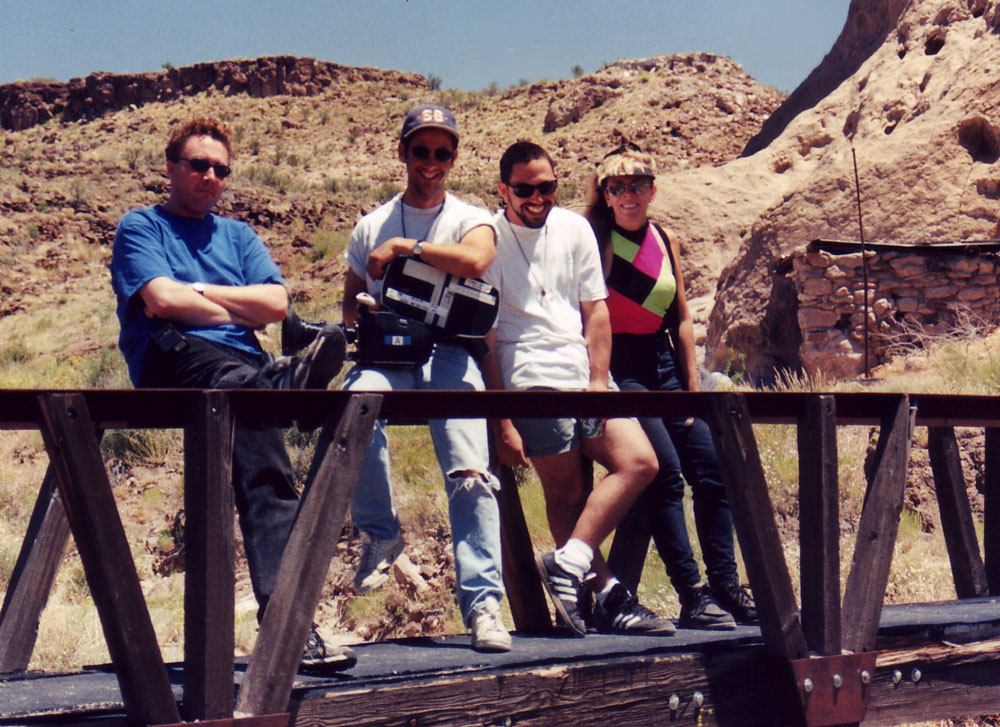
<box><xmin>1</xmin><ymin>389</ymin><xmax>999</xmax><ymax>726</ymax></box>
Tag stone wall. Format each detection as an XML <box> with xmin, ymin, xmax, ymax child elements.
<box><xmin>0</xmin><ymin>56</ymin><xmax>425</xmax><ymax>132</ymax></box>
<box><xmin>790</xmin><ymin>242</ymin><xmax>1000</xmax><ymax>379</ymax></box>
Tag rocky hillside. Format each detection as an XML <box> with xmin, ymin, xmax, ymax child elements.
<box><xmin>0</xmin><ymin>52</ymin><xmax>782</xmax><ymax>342</ymax></box>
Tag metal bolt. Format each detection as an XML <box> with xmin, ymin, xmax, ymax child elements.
<box><xmin>501</xmin><ymin>719</ymin><xmax>512</xmax><ymax>727</ymax></box>
<box><xmin>693</xmin><ymin>692</ymin><xmax>704</xmax><ymax>708</ymax></box>
<box><xmin>911</xmin><ymin>668</ymin><xmax>922</xmax><ymax>683</ymax></box>
<box><xmin>833</xmin><ymin>674</ymin><xmax>843</xmax><ymax>689</ymax></box>
<box><xmin>892</xmin><ymin>670</ymin><xmax>903</xmax><ymax>685</ymax></box>
<box><xmin>669</xmin><ymin>694</ymin><xmax>680</xmax><ymax>711</ymax></box>
<box><xmin>861</xmin><ymin>670</ymin><xmax>871</xmax><ymax>685</ymax></box>
<box><xmin>803</xmin><ymin>678</ymin><xmax>814</xmax><ymax>693</ymax></box>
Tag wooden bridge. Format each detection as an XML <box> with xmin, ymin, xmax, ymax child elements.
<box><xmin>2</xmin><ymin>388</ymin><xmax>1000</xmax><ymax>726</ymax></box>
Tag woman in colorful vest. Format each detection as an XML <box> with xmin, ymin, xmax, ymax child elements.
<box><xmin>583</xmin><ymin>143</ymin><xmax>757</xmax><ymax>629</ymax></box>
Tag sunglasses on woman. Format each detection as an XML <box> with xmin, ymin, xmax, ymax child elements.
<box><xmin>605</xmin><ymin>179</ymin><xmax>652</xmax><ymax>197</ymax></box>
<box><xmin>180</xmin><ymin>157</ymin><xmax>232</xmax><ymax>179</ymax></box>
<box><xmin>410</xmin><ymin>145</ymin><xmax>454</xmax><ymax>162</ymax></box>
<box><xmin>508</xmin><ymin>180</ymin><xmax>558</xmax><ymax>198</ymax></box>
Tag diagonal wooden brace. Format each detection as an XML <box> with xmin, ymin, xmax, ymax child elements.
<box><xmin>36</xmin><ymin>392</ymin><xmax>181</xmax><ymax>725</ymax></box>
<box><xmin>707</xmin><ymin>392</ymin><xmax>808</xmax><ymax>660</ymax></box>
<box><xmin>841</xmin><ymin>395</ymin><xmax>914</xmax><ymax>654</ymax></box>
<box><xmin>236</xmin><ymin>393</ymin><xmax>382</xmax><ymax>717</ymax></box>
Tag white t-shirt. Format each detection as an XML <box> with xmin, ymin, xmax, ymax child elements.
<box><xmin>347</xmin><ymin>192</ymin><xmax>495</xmax><ymax>297</ymax></box>
<box><xmin>484</xmin><ymin>206</ymin><xmax>608</xmax><ymax>390</ymax></box>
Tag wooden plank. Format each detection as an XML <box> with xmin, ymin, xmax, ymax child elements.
<box><xmin>494</xmin><ymin>464</ymin><xmax>552</xmax><ymax>633</ymax></box>
<box><xmin>841</xmin><ymin>395</ymin><xmax>914</xmax><ymax>654</ymax></box>
<box><xmin>292</xmin><ymin>648</ymin><xmax>785</xmax><ymax>727</ymax></box>
<box><xmin>183</xmin><ymin>391</ymin><xmax>236</xmax><ymax>720</ymax></box>
<box><xmin>236</xmin><ymin>393</ymin><xmax>382</xmax><ymax>717</ymax></box>
<box><xmin>10</xmin><ymin>389</ymin><xmax>1000</xmax><ymax>432</ymax></box>
<box><xmin>985</xmin><ymin>428</ymin><xmax>1000</xmax><ymax>595</ymax></box>
<box><xmin>0</xmin><ymin>465</ymin><xmax>72</xmax><ymax>673</ymax></box>
<box><xmin>927</xmin><ymin>426</ymin><xmax>988</xmax><ymax>598</ymax></box>
<box><xmin>797</xmin><ymin>394</ymin><xmax>841</xmax><ymax>656</ymax></box>
<box><xmin>35</xmin><ymin>392</ymin><xmax>180</xmax><ymax>725</ymax></box>
<box><xmin>706</xmin><ymin>392</ymin><xmax>808</xmax><ymax>660</ymax></box>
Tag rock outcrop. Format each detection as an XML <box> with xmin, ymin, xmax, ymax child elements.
<box><xmin>647</xmin><ymin>0</ymin><xmax>1000</xmax><ymax>381</ymax></box>
<box><xmin>0</xmin><ymin>56</ymin><xmax>424</xmax><ymax>131</ymax></box>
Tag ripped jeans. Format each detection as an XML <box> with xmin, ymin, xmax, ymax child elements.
<box><xmin>343</xmin><ymin>342</ymin><xmax>504</xmax><ymax>619</ymax></box>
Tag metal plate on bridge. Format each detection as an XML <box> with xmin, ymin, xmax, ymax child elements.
<box><xmin>787</xmin><ymin>651</ymin><xmax>878</xmax><ymax>727</ymax></box>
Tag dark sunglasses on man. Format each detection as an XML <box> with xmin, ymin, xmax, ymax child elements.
<box><xmin>410</xmin><ymin>145</ymin><xmax>454</xmax><ymax>163</ymax></box>
<box><xmin>508</xmin><ymin>180</ymin><xmax>558</xmax><ymax>198</ymax></box>
<box><xmin>180</xmin><ymin>157</ymin><xmax>232</xmax><ymax>179</ymax></box>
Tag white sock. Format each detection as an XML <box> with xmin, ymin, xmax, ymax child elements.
<box><xmin>595</xmin><ymin>577</ymin><xmax>621</xmax><ymax>605</ymax></box>
<box><xmin>554</xmin><ymin>538</ymin><xmax>593</xmax><ymax>581</ymax></box>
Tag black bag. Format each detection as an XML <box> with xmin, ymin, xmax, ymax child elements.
<box><xmin>380</xmin><ymin>256</ymin><xmax>498</xmax><ymax>338</ymax></box>
<box><xmin>354</xmin><ymin>307</ymin><xmax>433</xmax><ymax>368</ymax></box>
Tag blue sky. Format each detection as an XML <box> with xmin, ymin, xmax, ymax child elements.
<box><xmin>2</xmin><ymin>1</ymin><xmax>850</xmax><ymax>93</ymax></box>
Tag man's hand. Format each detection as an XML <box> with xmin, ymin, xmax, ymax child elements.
<box><xmin>366</xmin><ymin>237</ymin><xmax>411</xmax><ymax>280</ymax></box>
<box><xmin>494</xmin><ymin>419</ymin><xmax>530</xmax><ymax>469</ymax></box>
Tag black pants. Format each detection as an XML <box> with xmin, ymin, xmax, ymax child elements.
<box><xmin>140</xmin><ymin>333</ymin><xmax>299</xmax><ymax>612</ymax></box>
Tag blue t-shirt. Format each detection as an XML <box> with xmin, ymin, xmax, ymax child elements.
<box><xmin>110</xmin><ymin>205</ymin><xmax>284</xmax><ymax>384</ymax></box>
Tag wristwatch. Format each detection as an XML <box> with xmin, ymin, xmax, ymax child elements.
<box><xmin>412</xmin><ymin>241</ymin><xmax>425</xmax><ymax>258</ymax></box>
<box><xmin>192</xmin><ymin>282</ymin><xmax>206</xmax><ymax>295</ymax></box>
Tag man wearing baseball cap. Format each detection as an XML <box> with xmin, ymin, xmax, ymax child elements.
<box><xmin>341</xmin><ymin>104</ymin><xmax>510</xmax><ymax>652</ymax></box>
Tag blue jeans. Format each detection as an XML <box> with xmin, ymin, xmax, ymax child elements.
<box><xmin>609</xmin><ymin>332</ymin><xmax>738</xmax><ymax>598</ymax></box>
<box><xmin>140</xmin><ymin>332</ymin><xmax>299</xmax><ymax>613</ymax></box>
<box><xmin>343</xmin><ymin>341</ymin><xmax>504</xmax><ymax>620</ymax></box>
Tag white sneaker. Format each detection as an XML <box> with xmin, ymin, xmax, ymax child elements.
<box><xmin>469</xmin><ymin>598</ymin><xmax>512</xmax><ymax>653</ymax></box>
<box><xmin>353</xmin><ymin>534</ymin><xmax>404</xmax><ymax>593</ymax></box>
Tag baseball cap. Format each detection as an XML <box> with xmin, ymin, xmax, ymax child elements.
<box><xmin>400</xmin><ymin>104</ymin><xmax>459</xmax><ymax>143</ymax></box>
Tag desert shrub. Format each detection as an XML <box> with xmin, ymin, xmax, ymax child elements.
<box><xmin>310</xmin><ymin>228</ymin><xmax>350</xmax><ymax>263</ymax></box>
<box><xmin>101</xmin><ymin>429</ymin><xmax>181</xmax><ymax>467</ymax></box>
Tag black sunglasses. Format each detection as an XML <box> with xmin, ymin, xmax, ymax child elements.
<box><xmin>605</xmin><ymin>179</ymin><xmax>652</xmax><ymax>197</ymax></box>
<box><xmin>180</xmin><ymin>157</ymin><xmax>232</xmax><ymax>179</ymax></box>
<box><xmin>410</xmin><ymin>145</ymin><xmax>454</xmax><ymax>163</ymax></box>
<box><xmin>602</xmin><ymin>140</ymin><xmax>643</xmax><ymax>159</ymax></box>
<box><xmin>509</xmin><ymin>180</ymin><xmax>558</xmax><ymax>198</ymax></box>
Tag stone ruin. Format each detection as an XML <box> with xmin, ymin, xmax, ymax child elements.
<box><xmin>788</xmin><ymin>240</ymin><xmax>1000</xmax><ymax>379</ymax></box>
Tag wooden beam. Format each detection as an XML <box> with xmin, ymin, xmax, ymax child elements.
<box><xmin>984</xmin><ymin>428</ymin><xmax>1000</xmax><ymax>594</ymax></box>
<box><xmin>797</xmin><ymin>394</ymin><xmax>841</xmax><ymax>656</ymax></box>
<box><xmin>0</xmin><ymin>465</ymin><xmax>71</xmax><ymax>673</ymax></box>
<box><xmin>183</xmin><ymin>391</ymin><xmax>236</xmax><ymax>720</ymax></box>
<box><xmin>236</xmin><ymin>393</ymin><xmax>382</xmax><ymax>717</ymax></box>
<box><xmin>927</xmin><ymin>426</ymin><xmax>988</xmax><ymax>598</ymax></box>
<box><xmin>706</xmin><ymin>392</ymin><xmax>808</xmax><ymax>660</ymax></box>
<box><xmin>841</xmin><ymin>395</ymin><xmax>913</xmax><ymax>654</ymax></box>
<box><xmin>35</xmin><ymin>392</ymin><xmax>180</xmax><ymax>725</ymax></box>
<box><xmin>494</xmin><ymin>464</ymin><xmax>551</xmax><ymax>633</ymax></box>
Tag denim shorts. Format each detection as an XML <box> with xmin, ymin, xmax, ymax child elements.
<box><xmin>511</xmin><ymin>415</ymin><xmax>579</xmax><ymax>458</ymax></box>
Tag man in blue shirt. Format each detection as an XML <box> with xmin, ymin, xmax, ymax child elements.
<box><xmin>110</xmin><ymin>116</ymin><xmax>349</xmax><ymax>669</ymax></box>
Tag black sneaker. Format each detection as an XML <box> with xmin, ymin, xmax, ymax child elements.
<box><xmin>300</xmin><ymin>623</ymin><xmax>358</xmax><ymax>673</ymax></box>
<box><xmin>536</xmin><ymin>552</ymin><xmax>586</xmax><ymax>637</ymax></box>
<box><xmin>282</xmin><ymin>308</ymin><xmax>327</xmax><ymax>356</ymax></box>
<box><xmin>711</xmin><ymin>580</ymin><xmax>758</xmax><ymax>625</ymax></box>
<box><xmin>286</xmin><ymin>323</ymin><xmax>347</xmax><ymax>390</ymax></box>
<box><xmin>677</xmin><ymin>584</ymin><xmax>736</xmax><ymax>630</ymax></box>
<box><xmin>593</xmin><ymin>583</ymin><xmax>675</xmax><ymax>635</ymax></box>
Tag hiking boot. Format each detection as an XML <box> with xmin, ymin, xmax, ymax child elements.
<box><xmin>592</xmin><ymin>583</ymin><xmax>675</xmax><ymax>635</ymax></box>
<box><xmin>300</xmin><ymin>623</ymin><xmax>358</xmax><ymax>673</ymax></box>
<box><xmin>712</xmin><ymin>580</ymin><xmax>758</xmax><ymax>625</ymax></box>
<box><xmin>286</xmin><ymin>322</ymin><xmax>347</xmax><ymax>390</ymax></box>
<box><xmin>677</xmin><ymin>584</ymin><xmax>736</xmax><ymax>630</ymax></box>
<box><xmin>536</xmin><ymin>551</ymin><xmax>586</xmax><ymax>637</ymax></box>
<box><xmin>468</xmin><ymin>598</ymin><xmax>512</xmax><ymax>653</ymax></box>
<box><xmin>353</xmin><ymin>534</ymin><xmax>405</xmax><ymax>593</ymax></box>
<box><xmin>282</xmin><ymin>307</ymin><xmax>327</xmax><ymax>356</ymax></box>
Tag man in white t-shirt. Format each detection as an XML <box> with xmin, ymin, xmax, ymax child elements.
<box><xmin>341</xmin><ymin>104</ymin><xmax>509</xmax><ymax>652</ymax></box>
<box><xmin>482</xmin><ymin>141</ymin><xmax>674</xmax><ymax>637</ymax></box>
